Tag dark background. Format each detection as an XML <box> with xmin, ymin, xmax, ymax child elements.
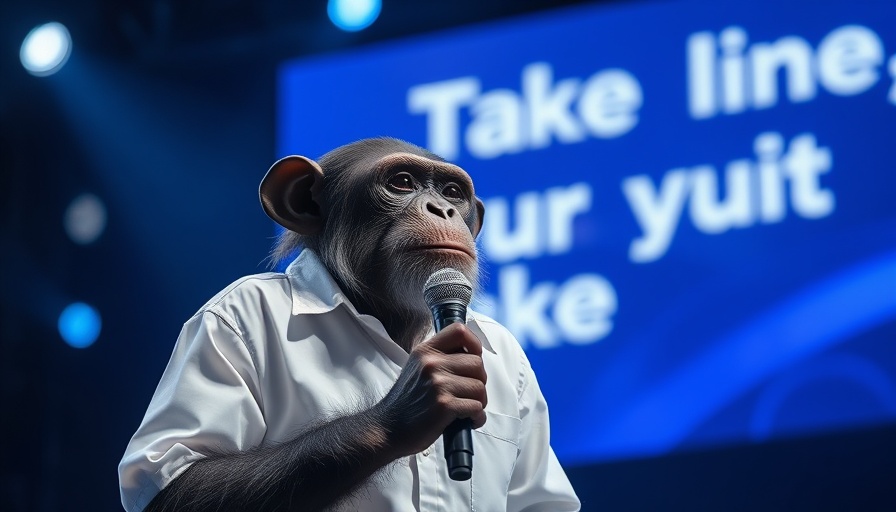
<box><xmin>1</xmin><ymin>1</ymin><xmax>894</xmax><ymax>510</ymax></box>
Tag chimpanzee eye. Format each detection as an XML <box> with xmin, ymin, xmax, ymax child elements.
<box><xmin>387</xmin><ymin>173</ymin><xmax>416</xmax><ymax>192</ymax></box>
<box><xmin>442</xmin><ymin>183</ymin><xmax>464</xmax><ymax>200</ymax></box>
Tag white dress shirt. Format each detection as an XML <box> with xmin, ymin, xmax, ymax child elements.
<box><xmin>119</xmin><ymin>250</ymin><xmax>580</xmax><ymax>511</ymax></box>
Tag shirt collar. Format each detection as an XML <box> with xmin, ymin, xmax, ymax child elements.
<box><xmin>285</xmin><ymin>249</ymin><xmax>354</xmax><ymax>316</ymax></box>
<box><xmin>284</xmin><ymin>250</ymin><xmax>496</xmax><ymax>354</ymax></box>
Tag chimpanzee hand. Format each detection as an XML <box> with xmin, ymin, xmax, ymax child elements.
<box><xmin>374</xmin><ymin>323</ymin><xmax>488</xmax><ymax>458</ymax></box>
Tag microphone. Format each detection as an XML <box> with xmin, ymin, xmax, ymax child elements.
<box><xmin>423</xmin><ymin>268</ymin><xmax>475</xmax><ymax>481</ymax></box>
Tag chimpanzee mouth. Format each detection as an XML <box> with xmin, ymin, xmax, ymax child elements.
<box><xmin>408</xmin><ymin>243</ymin><xmax>475</xmax><ymax>259</ymax></box>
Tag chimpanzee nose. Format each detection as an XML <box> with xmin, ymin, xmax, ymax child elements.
<box><xmin>426</xmin><ymin>201</ymin><xmax>455</xmax><ymax>219</ymax></box>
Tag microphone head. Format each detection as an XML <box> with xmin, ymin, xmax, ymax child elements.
<box><xmin>423</xmin><ymin>268</ymin><xmax>473</xmax><ymax>309</ymax></box>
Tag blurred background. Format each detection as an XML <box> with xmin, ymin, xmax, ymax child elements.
<box><xmin>2</xmin><ymin>0</ymin><xmax>895</xmax><ymax>510</ymax></box>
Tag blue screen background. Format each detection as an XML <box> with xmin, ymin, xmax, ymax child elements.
<box><xmin>277</xmin><ymin>0</ymin><xmax>896</xmax><ymax>466</ymax></box>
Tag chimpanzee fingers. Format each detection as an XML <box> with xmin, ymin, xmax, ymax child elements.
<box><xmin>417</xmin><ymin>351</ymin><xmax>486</xmax><ymax>386</ymax></box>
<box><xmin>440</xmin><ymin>353</ymin><xmax>487</xmax><ymax>383</ymax></box>
<box><xmin>450</xmin><ymin>398</ymin><xmax>488</xmax><ymax>430</ymax></box>
<box><xmin>432</xmin><ymin>374</ymin><xmax>488</xmax><ymax>409</ymax></box>
<box><xmin>423</xmin><ymin>323</ymin><xmax>482</xmax><ymax>356</ymax></box>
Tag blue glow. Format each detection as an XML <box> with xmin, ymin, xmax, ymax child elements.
<box><xmin>749</xmin><ymin>354</ymin><xmax>896</xmax><ymax>442</ymax></box>
<box><xmin>278</xmin><ymin>0</ymin><xmax>896</xmax><ymax>466</ymax></box>
<box><xmin>582</xmin><ymin>250</ymin><xmax>896</xmax><ymax>462</ymax></box>
<box><xmin>20</xmin><ymin>22</ymin><xmax>72</xmax><ymax>77</ymax></box>
<box><xmin>58</xmin><ymin>302</ymin><xmax>101</xmax><ymax>348</ymax></box>
<box><xmin>328</xmin><ymin>0</ymin><xmax>381</xmax><ymax>32</ymax></box>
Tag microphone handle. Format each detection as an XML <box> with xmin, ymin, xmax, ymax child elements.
<box><xmin>432</xmin><ymin>302</ymin><xmax>467</xmax><ymax>331</ymax></box>
<box><xmin>431</xmin><ymin>303</ymin><xmax>474</xmax><ymax>481</ymax></box>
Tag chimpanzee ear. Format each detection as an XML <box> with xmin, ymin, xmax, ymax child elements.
<box><xmin>259</xmin><ymin>155</ymin><xmax>325</xmax><ymax>235</ymax></box>
<box><xmin>471</xmin><ymin>197</ymin><xmax>485</xmax><ymax>238</ymax></box>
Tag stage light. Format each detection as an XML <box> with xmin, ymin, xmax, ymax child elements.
<box><xmin>20</xmin><ymin>22</ymin><xmax>71</xmax><ymax>77</ymax></box>
<box><xmin>328</xmin><ymin>0</ymin><xmax>381</xmax><ymax>32</ymax></box>
<box><xmin>58</xmin><ymin>302</ymin><xmax>101</xmax><ymax>348</ymax></box>
<box><xmin>64</xmin><ymin>193</ymin><xmax>107</xmax><ymax>245</ymax></box>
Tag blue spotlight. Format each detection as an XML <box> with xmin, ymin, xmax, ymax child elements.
<box><xmin>58</xmin><ymin>302</ymin><xmax>101</xmax><ymax>348</ymax></box>
<box><xmin>328</xmin><ymin>0</ymin><xmax>381</xmax><ymax>32</ymax></box>
<box><xmin>20</xmin><ymin>22</ymin><xmax>72</xmax><ymax>77</ymax></box>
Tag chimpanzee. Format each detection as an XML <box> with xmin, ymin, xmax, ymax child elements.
<box><xmin>119</xmin><ymin>138</ymin><xmax>580</xmax><ymax>512</ymax></box>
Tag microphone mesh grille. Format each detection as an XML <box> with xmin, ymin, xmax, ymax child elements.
<box><xmin>423</xmin><ymin>268</ymin><xmax>473</xmax><ymax>308</ymax></box>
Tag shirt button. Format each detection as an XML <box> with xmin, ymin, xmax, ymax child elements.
<box><xmin>422</xmin><ymin>447</ymin><xmax>431</xmax><ymax>457</ymax></box>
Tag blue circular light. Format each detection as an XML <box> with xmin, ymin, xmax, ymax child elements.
<box><xmin>58</xmin><ymin>302</ymin><xmax>101</xmax><ymax>348</ymax></box>
<box><xmin>20</xmin><ymin>22</ymin><xmax>72</xmax><ymax>77</ymax></box>
<box><xmin>328</xmin><ymin>0</ymin><xmax>381</xmax><ymax>32</ymax></box>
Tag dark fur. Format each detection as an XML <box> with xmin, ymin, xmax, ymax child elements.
<box><xmin>270</xmin><ymin>137</ymin><xmax>446</xmax><ymax>267</ymax></box>
<box><xmin>145</xmin><ymin>406</ymin><xmax>393</xmax><ymax>512</ymax></box>
<box><xmin>273</xmin><ymin>137</ymin><xmax>481</xmax><ymax>349</ymax></box>
<box><xmin>146</xmin><ymin>138</ymin><xmax>484</xmax><ymax>511</ymax></box>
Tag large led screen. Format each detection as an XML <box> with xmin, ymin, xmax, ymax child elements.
<box><xmin>277</xmin><ymin>0</ymin><xmax>896</xmax><ymax>466</ymax></box>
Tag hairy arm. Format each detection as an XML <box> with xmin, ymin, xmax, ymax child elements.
<box><xmin>143</xmin><ymin>323</ymin><xmax>486</xmax><ymax>512</ymax></box>
<box><xmin>145</xmin><ymin>406</ymin><xmax>397</xmax><ymax>512</ymax></box>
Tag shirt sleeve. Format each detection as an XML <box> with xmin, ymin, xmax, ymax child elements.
<box><xmin>118</xmin><ymin>310</ymin><xmax>266</xmax><ymax>512</ymax></box>
<box><xmin>507</xmin><ymin>350</ymin><xmax>581</xmax><ymax>512</ymax></box>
